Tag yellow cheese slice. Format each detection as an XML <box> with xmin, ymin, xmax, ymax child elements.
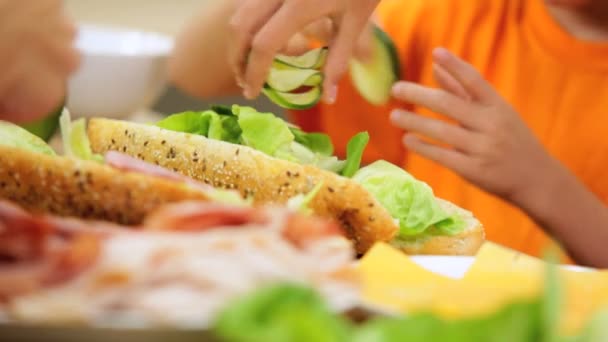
<box><xmin>358</xmin><ymin>243</ymin><xmax>454</xmax><ymax>313</ymax></box>
<box><xmin>357</xmin><ymin>242</ymin><xmax>608</xmax><ymax>331</ymax></box>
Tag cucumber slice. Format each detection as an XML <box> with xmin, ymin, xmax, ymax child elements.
<box><xmin>262</xmin><ymin>86</ymin><xmax>321</xmax><ymax>110</ymax></box>
<box><xmin>274</xmin><ymin>47</ymin><xmax>328</xmax><ymax>70</ymax></box>
<box><xmin>21</xmin><ymin>101</ymin><xmax>64</xmax><ymax>142</ymax></box>
<box><xmin>349</xmin><ymin>25</ymin><xmax>401</xmax><ymax>106</ymax></box>
<box><xmin>266</xmin><ymin>68</ymin><xmax>323</xmax><ymax>92</ymax></box>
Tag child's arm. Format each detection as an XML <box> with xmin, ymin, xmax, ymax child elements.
<box><xmin>168</xmin><ymin>1</ymin><xmax>241</xmax><ymax>99</ymax></box>
<box><xmin>389</xmin><ymin>48</ymin><xmax>608</xmax><ymax>268</ymax></box>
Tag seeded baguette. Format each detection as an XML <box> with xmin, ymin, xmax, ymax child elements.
<box><xmin>88</xmin><ymin>118</ymin><xmax>398</xmax><ymax>253</ymax></box>
<box><xmin>0</xmin><ymin>145</ymin><xmax>211</xmax><ymax>224</ymax></box>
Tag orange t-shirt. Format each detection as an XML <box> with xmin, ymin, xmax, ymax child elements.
<box><xmin>291</xmin><ymin>0</ymin><xmax>608</xmax><ymax>258</ymax></box>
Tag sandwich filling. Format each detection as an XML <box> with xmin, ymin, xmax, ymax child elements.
<box><xmin>0</xmin><ymin>107</ymin><xmax>468</xmax><ymax>241</ymax></box>
<box><xmin>0</xmin><ymin>200</ymin><xmax>358</xmax><ymax>327</ymax></box>
<box><xmin>154</xmin><ymin>106</ymin><xmax>467</xmax><ymax>240</ymax></box>
<box><xmin>0</xmin><ymin>111</ymin><xmax>246</xmax><ymax>207</ymax></box>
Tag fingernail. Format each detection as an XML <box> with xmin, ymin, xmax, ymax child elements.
<box><xmin>390</xmin><ymin>109</ymin><xmax>404</xmax><ymax>122</ymax></box>
<box><xmin>403</xmin><ymin>134</ymin><xmax>415</xmax><ymax>146</ymax></box>
<box><xmin>243</xmin><ymin>89</ymin><xmax>254</xmax><ymax>100</ymax></box>
<box><xmin>391</xmin><ymin>82</ymin><xmax>405</xmax><ymax>97</ymax></box>
<box><xmin>324</xmin><ymin>85</ymin><xmax>338</xmax><ymax>104</ymax></box>
<box><xmin>433</xmin><ymin>47</ymin><xmax>451</xmax><ymax>61</ymax></box>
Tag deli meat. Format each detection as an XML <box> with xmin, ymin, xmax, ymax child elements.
<box><xmin>0</xmin><ymin>199</ymin><xmax>358</xmax><ymax>327</ymax></box>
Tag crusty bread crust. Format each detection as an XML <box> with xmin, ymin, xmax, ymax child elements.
<box><xmin>390</xmin><ymin>199</ymin><xmax>484</xmax><ymax>255</ymax></box>
<box><xmin>88</xmin><ymin>118</ymin><xmax>398</xmax><ymax>253</ymax></box>
<box><xmin>0</xmin><ymin>145</ymin><xmax>210</xmax><ymax>224</ymax></box>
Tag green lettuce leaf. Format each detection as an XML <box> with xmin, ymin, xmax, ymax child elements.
<box><xmin>156</xmin><ymin>110</ymin><xmax>215</xmax><ymax>136</ymax></box>
<box><xmin>0</xmin><ymin>120</ymin><xmax>56</xmax><ymax>155</ymax></box>
<box><xmin>156</xmin><ymin>105</ymin><xmax>366</xmax><ymax>174</ymax></box>
<box><xmin>237</xmin><ymin>108</ymin><xmax>294</xmax><ymax>157</ymax></box>
<box><xmin>353</xmin><ymin>301</ymin><xmax>541</xmax><ymax>342</ymax></box>
<box><xmin>156</xmin><ymin>110</ymin><xmax>243</xmax><ymax>144</ymax></box>
<box><xmin>213</xmin><ymin>284</ymin><xmax>351</xmax><ymax>342</ymax></box>
<box><xmin>341</xmin><ymin>132</ymin><xmax>369</xmax><ymax>177</ymax></box>
<box><xmin>352</xmin><ymin>160</ymin><xmax>463</xmax><ymax>237</ymax></box>
<box><xmin>206</xmin><ymin>188</ymin><xmax>252</xmax><ymax>207</ymax></box>
<box><xmin>287</xmin><ymin>181</ymin><xmax>324</xmax><ymax>215</ymax></box>
<box><xmin>211</xmin><ymin>104</ymin><xmax>234</xmax><ymax>115</ymax></box>
<box><xmin>286</xmin><ymin>142</ymin><xmax>346</xmax><ymax>173</ymax></box>
<box><xmin>290</xmin><ymin>127</ymin><xmax>334</xmax><ymax>156</ymax></box>
<box><xmin>59</xmin><ymin>109</ymin><xmax>103</xmax><ymax>162</ymax></box>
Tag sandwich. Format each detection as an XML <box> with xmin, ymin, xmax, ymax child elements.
<box><xmin>86</xmin><ymin>105</ymin><xmax>484</xmax><ymax>255</ymax></box>
<box><xmin>0</xmin><ymin>110</ymin><xmax>245</xmax><ymax>225</ymax></box>
<box><xmin>0</xmin><ymin>198</ymin><xmax>359</xmax><ymax>327</ymax></box>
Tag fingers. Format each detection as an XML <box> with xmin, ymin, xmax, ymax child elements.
<box><xmin>243</xmin><ymin>2</ymin><xmax>331</xmax><ymax>99</ymax></box>
<box><xmin>432</xmin><ymin>47</ymin><xmax>499</xmax><ymax>104</ymax></box>
<box><xmin>390</xmin><ymin>109</ymin><xmax>479</xmax><ymax>153</ymax></box>
<box><xmin>391</xmin><ymin>81</ymin><xmax>482</xmax><ymax>129</ymax></box>
<box><xmin>403</xmin><ymin>134</ymin><xmax>473</xmax><ymax>176</ymax></box>
<box><xmin>1</xmin><ymin>58</ymin><xmax>65</xmax><ymax>123</ymax></box>
<box><xmin>323</xmin><ymin>12</ymin><xmax>369</xmax><ymax>103</ymax></box>
<box><xmin>39</xmin><ymin>17</ymin><xmax>81</xmax><ymax>74</ymax></box>
<box><xmin>281</xmin><ymin>33</ymin><xmax>311</xmax><ymax>56</ymax></box>
<box><xmin>301</xmin><ymin>17</ymin><xmax>334</xmax><ymax>45</ymax></box>
<box><xmin>432</xmin><ymin>63</ymin><xmax>471</xmax><ymax>101</ymax></box>
<box><xmin>229</xmin><ymin>0</ymin><xmax>282</xmax><ymax>89</ymax></box>
<box><xmin>353</xmin><ymin>23</ymin><xmax>374</xmax><ymax>63</ymax></box>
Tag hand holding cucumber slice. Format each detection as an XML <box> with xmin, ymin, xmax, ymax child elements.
<box><xmin>262</xmin><ymin>26</ymin><xmax>400</xmax><ymax>110</ymax></box>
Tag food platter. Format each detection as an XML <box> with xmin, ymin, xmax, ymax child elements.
<box><xmin>409</xmin><ymin>255</ymin><xmax>593</xmax><ymax>279</ymax></box>
<box><xmin>0</xmin><ymin>253</ymin><xmax>600</xmax><ymax>342</ymax></box>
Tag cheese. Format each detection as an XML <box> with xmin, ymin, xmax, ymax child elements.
<box><xmin>358</xmin><ymin>243</ymin><xmax>453</xmax><ymax>313</ymax></box>
<box><xmin>358</xmin><ymin>241</ymin><xmax>608</xmax><ymax>330</ymax></box>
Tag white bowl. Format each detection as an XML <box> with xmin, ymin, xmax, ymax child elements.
<box><xmin>67</xmin><ymin>24</ymin><xmax>173</xmax><ymax>119</ymax></box>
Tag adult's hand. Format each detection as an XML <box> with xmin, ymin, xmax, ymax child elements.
<box><xmin>0</xmin><ymin>0</ymin><xmax>80</xmax><ymax>123</ymax></box>
<box><xmin>229</xmin><ymin>0</ymin><xmax>379</xmax><ymax>103</ymax></box>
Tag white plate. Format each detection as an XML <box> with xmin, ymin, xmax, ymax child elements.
<box><xmin>409</xmin><ymin>255</ymin><xmax>593</xmax><ymax>279</ymax></box>
<box><xmin>410</xmin><ymin>256</ymin><xmax>475</xmax><ymax>279</ymax></box>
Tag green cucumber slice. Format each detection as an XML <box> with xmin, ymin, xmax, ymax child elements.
<box><xmin>349</xmin><ymin>25</ymin><xmax>401</xmax><ymax>106</ymax></box>
<box><xmin>262</xmin><ymin>86</ymin><xmax>321</xmax><ymax>110</ymax></box>
<box><xmin>274</xmin><ymin>47</ymin><xmax>328</xmax><ymax>70</ymax></box>
<box><xmin>21</xmin><ymin>101</ymin><xmax>64</xmax><ymax>142</ymax></box>
<box><xmin>266</xmin><ymin>68</ymin><xmax>323</xmax><ymax>92</ymax></box>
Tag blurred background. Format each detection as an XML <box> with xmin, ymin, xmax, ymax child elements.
<box><xmin>64</xmin><ymin>0</ymin><xmax>285</xmax><ymax>117</ymax></box>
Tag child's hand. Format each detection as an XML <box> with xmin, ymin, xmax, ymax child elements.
<box><xmin>229</xmin><ymin>0</ymin><xmax>378</xmax><ymax>103</ymax></box>
<box><xmin>390</xmin><ymin>48</ymin><xmax>556</xmax><ymax>205</ymax></box>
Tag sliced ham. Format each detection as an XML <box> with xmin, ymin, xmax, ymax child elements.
<box><xmin>144</xmin><ymin>201</ymin><xmax>343</xmax><ymax>248</ymax></box>
<box><xmin>104</xmin><ymin>151</ymin><xmax>215</xmax><ymax>192</ymax></box>
<box><xmin>144</xmin><ymin>201</ymin><xmax>269</xmax><ymax>232</ymax></box>
<box><xmin>283</xmin><ymin>213</ymin><xmax>344</xmax><ymax>248</ymax></box>
<box><xmin>0</xmin><ymin>201</ymin><xmax>102</xmax><ymax>298</ymax></box>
